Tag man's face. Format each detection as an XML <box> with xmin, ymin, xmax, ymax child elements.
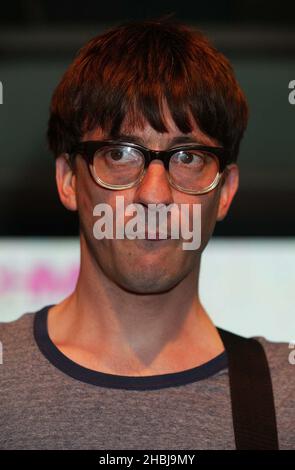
<box><xmin>58</xmin><ymin>106</ymin><xmax>238</xmax><ymax>294</ymax></box>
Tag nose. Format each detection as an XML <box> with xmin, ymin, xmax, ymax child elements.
<box><xmin>134</xmin><ymin>160</ymin><xmax>174</xmax><ymax>207</ymax></box>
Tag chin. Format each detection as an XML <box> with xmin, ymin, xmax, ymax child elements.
<box><xmin>115</xmin><ymin>265</ymin><xmax>185</xmax><ymax>295</ymax></box>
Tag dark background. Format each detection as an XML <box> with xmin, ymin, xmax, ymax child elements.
<box><xmin>0</xmin><ymin>0</ymin><xmax>294</xmax><ymax>236</ymax></box>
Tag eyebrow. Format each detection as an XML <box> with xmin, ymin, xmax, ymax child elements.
<box><xmin>109</xmin><ymin>133</ymin><xmax>204</xmax><ymax>147</ymax></box>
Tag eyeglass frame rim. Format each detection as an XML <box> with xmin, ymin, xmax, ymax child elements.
<box><xmin>68</xmin><ymin>139</ymin><xmax>229</xmax><ymax>195</ymax></box>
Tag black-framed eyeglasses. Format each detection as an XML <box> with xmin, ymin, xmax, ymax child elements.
<box><xmin>69</xmin><ymin>140</ymin><xmax>229</xmax><ymax>195</ymax></box>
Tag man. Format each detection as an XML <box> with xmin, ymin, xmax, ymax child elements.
<box><xmin>0</xmin><ymin>18</ymin><xmax>293</xmax><ymax>450</ymax></box>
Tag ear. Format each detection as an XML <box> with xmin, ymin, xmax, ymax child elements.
<box><xmin>55</xmin><ymin>154</ymin><xmax>77</xmax><ymax>211</ymax></box>
<box><xmin>216</xmin><ymin>164</ymin><xmax>239</xmax><ymax>221</ymax></box>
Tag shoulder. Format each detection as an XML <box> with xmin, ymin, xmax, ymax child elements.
<box><xmin>0</xmin><ymin>311</ymin><xmax>37</xmax><ymax>364</ymax></box>
<box><xmin>0</xmin><ymin>311</ymin><xmax>35</xmax><ymax>342</ymax></box>
<box><xmin>252</xmin><ymin>334</ymin><xmax>295</xmax><ymax>449</ymax></box>
<box><xmin>253</xmin><ymin>335</ymin><xmax>294</xmax><ymax>385</ymax></box>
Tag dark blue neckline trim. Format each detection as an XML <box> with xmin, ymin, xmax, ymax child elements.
<box><xmin>33</xmin><ymin>304</ymin><xmax>228</xmax><ymax>391</ymax></box>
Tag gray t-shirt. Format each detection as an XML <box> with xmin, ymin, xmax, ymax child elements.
<box><xmin>0</xmin><ymin>304</ymin><xmax>294</xmax><ymax>450</ymax></box>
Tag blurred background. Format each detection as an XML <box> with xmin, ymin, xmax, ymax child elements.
<box><xmin>0</xmin><ymin>1</ymin><xmax>294</xmax><ymax>341</ymax></box>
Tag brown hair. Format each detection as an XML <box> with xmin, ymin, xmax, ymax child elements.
<box><xmin>47</xmin><ymin>17</ymin><xmax>249</xmax><ymax>164</ymax></box>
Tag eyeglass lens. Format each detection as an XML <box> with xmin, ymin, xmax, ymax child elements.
<box><xmin>91</xmin><ymin>144</ymin><xmax>219</xmax><ymax>191</ymax></box>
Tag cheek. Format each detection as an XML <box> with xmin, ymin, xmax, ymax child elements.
<box><xmin>75</xmin><ymin>165</ymin><xmax>108</xmax><ymax>233</ymax></box>
<box><xmin>199</xmin><ymin>190</ymin><xmax>221</xmax><ymax>241</ymax></box>
<box><xmin>76</xmin><ymin>172</ymin><xmax>137</xmax><ymax>236</ymax></box>
<box><xmin>75</xmin><ymin>159</ymin><xmax>109</xmax><ymax>211</ymax></box>
<box><xmin>175</xmin><ymin>191</ymin><xmax>218</xmax><ymax>226</ymax></box>
<box><xmin>76</xmin><ymin>179</ymin><xmax>95</xmax><ymax>224</ymax></box>
<box><xmin>174</xmin><ymin>191</ymin><xmax>219</xmax><ymax>251</ymax></box>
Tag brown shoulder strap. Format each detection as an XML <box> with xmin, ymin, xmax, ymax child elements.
<box><xmin>217</xmin><ymin>327</ymin><xmax>279</xmax><ymax>450</ymax></box>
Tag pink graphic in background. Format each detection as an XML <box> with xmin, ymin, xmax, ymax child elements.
<box><xmin>0</xmin><ymin>267</ymin><xmax>15</xmax><ymax>294</ymax></box>
<box><xmin>27</xmin><ymin>264</ymin><xmax>79</xmax><ymax>295</ymax></box>
<box><xmin>0</xmin><ymin>264</ymin><xmax>79</xmax><ymax>296</ymax></box>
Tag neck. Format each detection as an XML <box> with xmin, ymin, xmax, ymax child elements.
<box><xmin>48</xmin><ymin>235</ymin><xmax>225</xmax><ymax>376</ymax></box>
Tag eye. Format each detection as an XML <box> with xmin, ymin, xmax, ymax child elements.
<box><xmin>105</xmin><ymin>147</ymin><xmax>136</xmax><ymax>162</ymax></box>
<box><xmin>173</xmin><ymin>151</ymin><xmax>205</xmax><ymax>167</ymax></box>
<box><xmin>98</xmin><ymin>146</ymin><xmax>143</xmax><ymax>165</ymax></box>
<box><xmin>108</xmin><ymin>149</ymin><xmax>124</xmax><ymax>161</ymax></box>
